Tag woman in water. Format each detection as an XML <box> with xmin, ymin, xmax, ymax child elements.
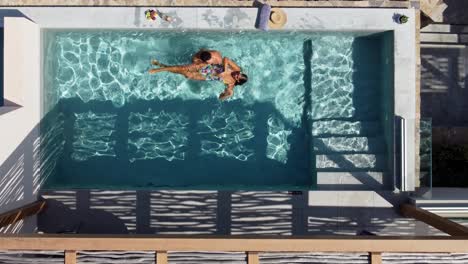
<box><xmin>149</xmin><ymin>55</ymin><xmax>248</xmax><ymax>101</ymax></box>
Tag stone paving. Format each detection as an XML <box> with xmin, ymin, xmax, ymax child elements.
<box><xmin>0</xmin><ymin>0</ymin><xmax>410</xmax><ymax>8</ymax></box>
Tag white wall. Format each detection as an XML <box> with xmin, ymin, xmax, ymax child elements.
<box><xmin>0</xmin><ymin>17</ymin><xmax>41</xmax><ymax>232</ymax></box>
<box><xmin>1</xmin><ymin>17</ymin><xmax>41</xmax><ymax>166</ymax></box>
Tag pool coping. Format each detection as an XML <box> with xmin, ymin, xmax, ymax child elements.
<box><xmin>414</xmin><ymin>9</ymin><xmax>421</xmax><ymax>188</ymax></box>
<box><xmin>0</xmin><ymin>0</ymin><xmax>412</xmax><ymax>8</ymax></box>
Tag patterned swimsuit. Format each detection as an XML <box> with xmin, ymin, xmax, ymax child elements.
<box><xmin>199</xmin><ymin>64</ymin><xmax>224</xmax><ymax>81</ymax></box>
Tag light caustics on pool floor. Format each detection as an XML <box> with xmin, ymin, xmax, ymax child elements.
<box><xmin>41</xmin><ymin>30</ymin><xmax>388</xmax><ymax>189</ymax></box>
<box><xmin>69</xmin><ymin>106</ymin><xmax>292</xmax><ymax>165</ymax></box>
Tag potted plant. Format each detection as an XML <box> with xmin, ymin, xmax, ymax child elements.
<box><xmin>393</xmin><ymin>13</ymin><xmax>409</xmax><ymax>24</ymax></box>
<box><xmin>399</xmin><ymin>15</ymin><xmax>409</xmax><ymax>24</ymax></box>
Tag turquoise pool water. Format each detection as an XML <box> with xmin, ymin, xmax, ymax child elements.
<box><xmin>41</xmin><ymin>30</ymin><xmax>392</xmax><ymax>189</ymax></box>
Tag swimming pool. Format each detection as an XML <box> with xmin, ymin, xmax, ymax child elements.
<box><xmin>41</xmin><ymin>29</ymin><xmax>393</xmax><ymax>189</ymax></box>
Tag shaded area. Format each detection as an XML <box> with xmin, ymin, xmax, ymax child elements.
<box><xmin>301</xmin><ymin>39</ymin><xmax>316</xmax><ymax>188</ymax></box>
<box><xmin>420</xmin><ymin>14</ymin><xmax>468</xmax><ymax>187</ymax></box>
<box><xmin>38</xmin><ymin>189</ymin><xmax>439</xmax><ymax>236</ymax></box>
<box><xmin>0</xmin><ymin>123</ymin><xmax>42</xmax><ymax>234</ymax></box>
<box><xmin>432</xmin><ymin>142</ymin><xmax>468</xmax><ymax>187</ymax></box>
<box><xmin>442</xmin><ymin>0</ymin><xmax>468</xmax><ymax>24</ymax></box>
<box><xmin>421</xmin><ymin>46</ymin><xmax>468</xmax><ymax>126</ymax></box>
<box><xmin>43</xmin><ymin>97</ymin><xmax>313</xmax><ymax>190</ymax></box>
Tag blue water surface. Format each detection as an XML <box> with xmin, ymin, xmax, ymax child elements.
<box><xmin>41</xmin><ymin>30</ymin><xmax>388</xmax><ymax>189</ymax></box>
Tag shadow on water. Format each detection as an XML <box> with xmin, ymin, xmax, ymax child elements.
<box><xmin>350</xmin><ymin>34</ymin><xmax>387</xmax><ymax>177</ymax></box>
<box><xmin>310</xmin><ymin>33</ymin><xmax>394</xmax><ymax>191</ymax></box>
<box><xmin>43</xmin><ymin>96</ymin><xmax>315</xmax><ymax>190</ymax></box>
<box><xmin>286</xmin><ymin>39</ymin><xmax>315</xmax><ymax>188</ymax></box>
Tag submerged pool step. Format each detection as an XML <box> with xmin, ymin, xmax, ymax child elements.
<box><xmin>311</xmin><ymin>120</ymin><xmax>381</xmax><ymax>137</ymax></box>
<box><xmin>313</xmin><ymin>136</ymin><xmax>385</xmax><ymax>154</ymax></box>
<box><xmin>315</xmin><ymin>154</ymin><xmax>387</xmax><ymax>171</ymax></box>
<box><xmin>316</xmin><ymin>172</ymin><xmax>386</xmax><ymax>190</ymax></box>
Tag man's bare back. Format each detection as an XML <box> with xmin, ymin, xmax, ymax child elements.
<box><xmin>192</xmin><ymin>50</ymin><xmax>222</xmax><ymax>65</ymax></box>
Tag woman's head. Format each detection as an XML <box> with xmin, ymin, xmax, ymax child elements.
<box><xmin>232</xmin><ymin>71</ymin><xmax>248</xmax><ymax>86</ymax></box>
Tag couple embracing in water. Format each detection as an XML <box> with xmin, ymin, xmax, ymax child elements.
<box><xmin>149</xmin><ymin>50</ymin><xmax>248</xmax><ymax>100</ymax></box>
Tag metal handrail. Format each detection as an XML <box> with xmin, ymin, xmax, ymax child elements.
<box><xmin>401</xmin><ymin>117</ymin><xmax>408</xmax><ymax>191</ymax></box>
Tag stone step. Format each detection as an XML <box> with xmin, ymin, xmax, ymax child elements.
<box><xmin>317</xmin><ymin>172</ymin><xmax>385</xmax><ymax>190</ymax></box>
<box><xmin>312</xmin><ymin>120</ymin><xmax>381</xmax><ymax>137</ymax></box>
<box><xmin>315</xmin><ymin>154</ymin><xmax>387</xmax><ymax>170</ymax></box>
<box><xmin>421</xmin><ymin>32</ymin><xmax>468</xmax><ymax>44</ymax></box>
<box><xmin>422</xmin><ymin>24</ymin><xmax>468</xmax><ymax>34</ymax></box>
<box><xmin>421</xmin><ymin>43</ymin><xmax>467</xmax><ymax>49</ymax></box>
<box><xmin>420</xmin><ymin>0</ymin><xmax>448</xmax><ymax>23</ymax></box>
<box><xmin>310</xmin><ymin>102</ymin><xmax>381</xmax><ymax>122</ymax></box>
<box><xmin>313</xmin><ymin>136</ymin><xmax>386</xmax><ymax>154</ymax></box>
<box><xmin>308</xmin><ymin>190</ymin><xmax>393</xmax><ymax>207</ymax></box>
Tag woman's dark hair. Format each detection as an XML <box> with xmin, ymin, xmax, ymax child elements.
<box><xmin>200</xmin><ymin>51</ymin><xmax>212</xmax><ymax>62</ymax></box>
<box><xmin>236</xmin><ymin>73</ymin><xmax>248</xmax><ymax>86</ymax></box>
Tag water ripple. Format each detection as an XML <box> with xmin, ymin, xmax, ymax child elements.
<box><xmin>266</xmin><ymin>115</ymin><xmax>291</xmax><ymax>164</ymax></box>
<box><xmin>128</xmin><ymin>110</ymin><xmax>189</xmax><ymax>162</ymax></box>
<box><xmin>46</xmin><ymin>30</ymin><xmax>361</xmax><ymax>127</ymax></box>
<box><xmin>72</xmin><ymin>112</ymin><xmax>117</xmax><ymax>161</ymax></box>
<box><xmin>198</xmin><ymin>107</ymin><xmax>255</xmax><ymax>161</ymax></box>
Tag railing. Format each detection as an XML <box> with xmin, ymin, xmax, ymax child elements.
<box><xmin>0</xmin><ymin>202</ymin><xmax>468</xmax><ymax>263</ymax></box>
<box><xmin>400</xmin><ymin>203</ymin><xmax>468</xmax><ymax>236</ymax></box>
<box><xmin>400</xmin><ymin>117</ymin><xmax>408</xmax><ymax>191</ymax></box>
<box><xmin>395</xmin><ymin>116</ymin><xmax>411</xmax><ymax>191</ymax></box>
<box><xmin>0</xmin><ymin>201</ymin><xmax>46</xmax><ymax>228</ymax></box>
<box><xmin>0</xmin><ymin>235</ymin><xmax>468</xmax><ymax>264</ymax></box>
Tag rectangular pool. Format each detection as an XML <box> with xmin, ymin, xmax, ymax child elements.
<box><xmin>41</xmin><ymin>29</ymin><xmax>393</xmax><ymax>189</ymax></box>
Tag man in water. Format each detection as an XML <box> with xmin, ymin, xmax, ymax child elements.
<box><xmin>192</xmin><ymin>49</ymin><xmax>223</xmax><ymax>65</ymax></box>
<box><xmin>152</xmin><ymin>49</ymin><xmax>222</xmax><ymax>67</ymax></box>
